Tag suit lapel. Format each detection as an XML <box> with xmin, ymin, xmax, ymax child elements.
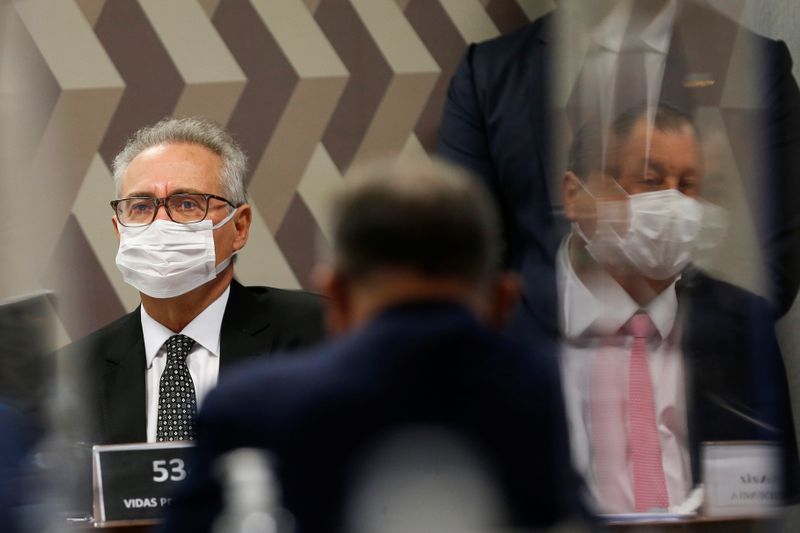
<box><xmin>97</xmin><ymin>282</ymin><xmax>273</xmax><ymax>442</ymax></box>
<box><xmin>101</xmin><ymin>310</ymin><xmax>147</xmax><ymax>444</ymax></box>
<box><xmin>663</xmin><ymin>1</ymin><xmax>737</xmax><ymax>113</ymax></box>
<box><xmin>219</xmin><ymin>280</ymin><xmax>273</xmax><ymax>371</ymax></box>
<box><xmin>661</xmin><ymin>25</ymin><xmax>694</xmax><ymax>112</ymax></box>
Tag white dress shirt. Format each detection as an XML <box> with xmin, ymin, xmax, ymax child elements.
<box><xmin>142</xmin><ymin>285</ymin><xmax>230</xmax><ymax>443</ymax></box>
<box><xmin>556</xmin><ymin>237</ymin><xmax>692</xmax><ymax>513</ymax></box>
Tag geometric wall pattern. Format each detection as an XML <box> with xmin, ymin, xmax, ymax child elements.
<box><xmin>5</xmin><ymin>0</ymin><xmax>793</xmax><ymax>353</ymax></box>
<box><xmin>8</xmin><ymin>0</ymin><xmax>556</xmax><ymax>345</ymax></box>
<box><xmin>3</xmin><ymin>4</ymin><xmax>799</xmax><ymax>513</ymax></box>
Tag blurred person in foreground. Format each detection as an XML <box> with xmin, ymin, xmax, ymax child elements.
<box><xmin>164</xmin><ymin>158</ymin><xmax>588</xmax><ymax>532</ymax></box>
<box><xmin>0</xmin><ymin>403</ymin><xmax>35</xmax><ymax>533</ymax></box>
<box><xmin>57</xmin><ymin>117</ymin><xmax>324</xmax><ymax>446</ymax></box>
<box><xmin>558</xmin><ymin>102</ymin><xmax>799</xmax><ymax>514</ymax></box>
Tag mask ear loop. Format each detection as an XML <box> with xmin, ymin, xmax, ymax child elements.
<box><xmin>570</xmin><ymin>177</ymin><xmax>598</xmax><ymax>245</ymax></box>
<box><xmin>212</xmin><ymin>206</ymin><xmax>238</xmax><ymax>230</ymax></box>
<box><xmin>211</xmin><ymin>205</ymin><xmax>242</xmax><ymax>274</ymax></box>
<box><xmin>570</xmin><ymin>174</ymin><xmax>630</xmax><ymax>245</ymax></box>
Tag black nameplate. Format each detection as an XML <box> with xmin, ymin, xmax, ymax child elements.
<box><xmin>92</xmin><ymin>442</ymin><xmax>194</xmax><ymax>526</ymax></box>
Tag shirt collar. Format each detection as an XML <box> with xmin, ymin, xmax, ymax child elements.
<box><xmin>141</xmin><ymin>285</ymin><xmax>231</xmax><ymax>368</ymax></box>
<box><xmin>556</xmin><ymin>235</ymin><xmax>678</xmax><ymax>341</ymax></box>
<box><xmin>639</xmin><ymin>0</ymin><xmax>676</xmax><ymax>54</ymax></box>
<box><xmin>591</xmin><ymin>0</ymin><xmax>676</xmax><ymax>55</ymax></box>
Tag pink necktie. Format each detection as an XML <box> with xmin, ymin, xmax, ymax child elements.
<box><xmin>628</xmin><ymin>313</ymin><xmax>669</xmax><ymax>511</ymax></box>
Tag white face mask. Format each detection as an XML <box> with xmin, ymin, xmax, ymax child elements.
<box><xmin>115</xmin><ymin>209</ymin><xmax>237</xmax><ymax>299</ymax></box>
<box><xmin>575</xmin><ymin>187</ymin><xmax>728</xmax><ymax>280</ymax></box>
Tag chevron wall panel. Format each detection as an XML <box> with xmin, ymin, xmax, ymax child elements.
<box><xmin>10</xmin><ymin>0</ymin><xmax>782</xmax><ymax>349</ymax></box>
<box><xmin>5</xmin><ymin>0</ymin><xmax>554</xmax><ymax>344</ymax></box>
<box><xmin>0</xmin><ymin>0</ymin><xmax>553</xmax><ymax>345</ymax></box>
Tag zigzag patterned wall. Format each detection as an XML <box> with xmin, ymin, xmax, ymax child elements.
<box><xmin>5</xmin><ymin>0</ymin><xmax>555</xmax><ymax>345</ymax></box>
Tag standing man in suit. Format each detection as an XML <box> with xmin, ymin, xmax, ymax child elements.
<box><xmin>58</xmin><ymin>117</ymin><xmax>324</xmax><ymax>445</ymax></box>
<box><xmin>164</xmin><ymin>158</ymin><xmax>587</xmax><ymax>532</ymax></box>
<box><xmin>558</xmin><ymin>103</ymin><xmax>798</xmax><ymax>513</ymax></box>
<box><xmin>439</xmin><ymin>0</ymin><xmax>800</xmax><ymax>341</ymax></box>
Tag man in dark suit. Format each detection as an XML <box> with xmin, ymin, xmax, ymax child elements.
<box><xmin>163</xmin><ymin>158</ymin><xmax>587</xmax><ymax>532</ymax></box>
<box><xmin>0</xmin><ymin>404</ymin><xmax>35</xmax><ymax>533</ymax></box>
<box><xmin>557</xmin><ymin>103</ymin><xmax>798</xmax><ymax>512</ymax></box>
<box><xmin>57</xmin><ymin>117</ymin><xmax>324</xmax><ymax>446</ymax></box>
<box><xmin>439</xmin><ymin>0</ymin><xmax>800</xmax><ymax>339</ymax></box>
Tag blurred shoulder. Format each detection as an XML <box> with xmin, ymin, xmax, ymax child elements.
<box><xmin>678</xmin><ymin>268</ymin><xmax>776</xmax><ymax>321</ymax></box>
<box><xmin>234</xmin><ymin>282</ymin><xmax>324</xmax><ymax>318</ymax></box>
<box><xmin>466</xmin><ymin>13</ymin><xmax>551</xmax><ymax>72</ymax></box>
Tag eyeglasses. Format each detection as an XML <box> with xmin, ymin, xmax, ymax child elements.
<box><xmin>111</xmin><ymin>193</ymin><xmax>237</xmax><ymax>227</ymax></box>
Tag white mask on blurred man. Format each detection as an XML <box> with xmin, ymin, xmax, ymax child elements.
<box><xmin>575</xmin><ymin>188</ymin><xmax>727</xmax><ymax>280</ymax></box>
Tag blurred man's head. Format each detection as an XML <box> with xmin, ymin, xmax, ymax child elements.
<box><xmin>318</xmin><ymin>158</ymin><xmax>519</xmax><ymax>334</ymax></box>
<box><xmin>565</xmin><ymin>103</ymin><xmax>701</xmax><ymax>195</ymax></box>
<box><xmin>562</xmin><ymin>103</ymin><xmax>708</xmax><ymax>301</ymax></box>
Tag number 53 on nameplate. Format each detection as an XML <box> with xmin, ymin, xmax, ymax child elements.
<box><xmin>92</xmin><ymin>441</ymin><xmax>195</xmax><ymax>526</ymax></box>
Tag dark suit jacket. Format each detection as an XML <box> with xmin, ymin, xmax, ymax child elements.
<box><xmin>0</xmin><ymin>404</ymin><xmax>34</xmax><ymax>533</ymax></box>
<box><xmin>57</xmin><ymin>280</ymin><xmax>325</xmax><ymax>445</ymax></box>
<box><xmin>678</xmin><ymin>269</ymin><xmax>800</xmax><ymax>499</ymax></box>
<box><xmin>439</xmin><ymin>2</ymin><xmax>800</xmax><ymax>323</ymax></box>
<box><xmin>164</xmin><ymin>301</ymin><xmax>587</xmax><ymax>532</ymax></box>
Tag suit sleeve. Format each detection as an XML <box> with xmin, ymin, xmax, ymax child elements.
<box><xmin>747</xmin><ymin>297</ymin><xmax>800</xmax><ymax>501</ymax></box>
<box><xmin>438</xmin><ymin>45</ymin><xmax>498</xmax><ymax>183</ymax></box>
<box><xmin>438</xmin><ymin>45</ymin><xmax>518</xmax><ymax>266</ymax></box>
<box><xmin>762</xmin><ymin>40</ymin><xmax>800</xmax><ymax>315</ymax></box>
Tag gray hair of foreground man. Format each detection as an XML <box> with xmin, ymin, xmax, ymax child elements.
<box><xmin>331</xmin><ymin>158</ymin><xmax>502</xmax><ymax>284</ymax></box>
<box><xmin>111</xmin><ymin>117</ymin><xmax>248</xmax><ymax>205</ymax></box>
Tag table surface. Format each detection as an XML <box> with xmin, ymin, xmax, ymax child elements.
<box><xmin>67</xmin><ymin>515</ymin><xmax>778</xmax><ymax>532</ymax></box>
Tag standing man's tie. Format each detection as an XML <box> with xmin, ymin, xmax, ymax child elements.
<box><xmin>157</xmin><ymin>334</ymin><xmax>198</xmax><ymax>442</ymax></box>
<box><xmin>627</xmin><ymin>313</ymin><xmax>669</xmax><ymax>511</ymax></box>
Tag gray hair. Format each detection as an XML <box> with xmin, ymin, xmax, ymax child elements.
<box><xmin>112</xmin><ymin>117</ymin><xmax>248</xmax><ymax>205</ymax></box>
<box><xmin>331</xmin><ymin>157</ymin><xmax>502</xmax><ymax>284</ymax></box>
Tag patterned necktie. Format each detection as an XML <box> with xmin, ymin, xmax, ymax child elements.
<box><xmin>157</xmin><ymin>334</ymin><xmax>198</xmax><ymax>442</ymax></box>
<box><xmin>627</xmin><ymin>313</ymin><xmax>669</xmax><ymax>511</ymax></box>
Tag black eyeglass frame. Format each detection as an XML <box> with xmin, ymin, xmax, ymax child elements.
<box><xmin>110</xmin><ymin>193</ymin><xmax>238</xmax><ymax>227</ymax></box>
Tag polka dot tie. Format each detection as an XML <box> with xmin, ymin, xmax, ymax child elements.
<box><xmin>156</xmin><ymin>334</ymin><xmax>198</xmax><ymax>442</ymax></box>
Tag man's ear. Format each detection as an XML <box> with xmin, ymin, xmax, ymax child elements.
<box><xmin>313</xmin><ymin>265</ymin><xmax>351</xmax><ymax>336</ymax></box>
<box><xmin>562</xmin><ymin>171</ymin><xmax>583</xmax><ymax>222</ymax></box>
<box><xmin>485</xmin><ymin>271</ymin><xmax>521</xmax><ymax>330</ymax></box>
<box><xmin>112</xmin><ymin>217</ymin><xmax>120</xmax><ymax>242</ymax></box>
<box><xmin>232</xmin><ymin>204</ymin><xmax>252</xmax><ymax>251</ymax></box>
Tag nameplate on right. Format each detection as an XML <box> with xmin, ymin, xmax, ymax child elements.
<box><xmin>702</xmin><ymin>441</ymin><xmax>781</xmax><ymax>517</ymax></box>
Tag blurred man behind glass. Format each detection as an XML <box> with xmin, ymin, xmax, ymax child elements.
<box><xmin>558</xmin><ymin>103</ymin><xmax>798</xmax><ymax>513</ymax></box>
